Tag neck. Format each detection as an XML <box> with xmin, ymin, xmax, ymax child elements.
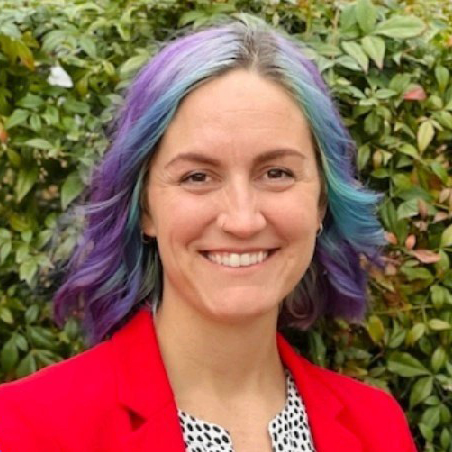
<box><xmin>154</xmin><ymin>297</ymin><xmax>285</xmax><ymax>403</ymax></box>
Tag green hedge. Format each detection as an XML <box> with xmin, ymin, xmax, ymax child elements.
<box><xmin>0</xmin><ymin>1</ymin><xmax>451</xmax><ymax>450</ymax></box>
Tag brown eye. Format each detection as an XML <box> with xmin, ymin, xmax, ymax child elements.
<box><xmin>266</xmin><ymin>168</ymin><xmax>294</xmax><ymax>179</ymax></box>
<box><xmin>180</xmin><ymin>171</ymin><xmax>213</xmax><ymax>184</ymax></box>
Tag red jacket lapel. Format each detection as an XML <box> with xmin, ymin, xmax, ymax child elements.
<box><xmin>277</xmin><ymin>335</ymin><xmax>363</xmax><ymax>452</ymax></box>
<box><xmin>110</xmin><ymin>308</ymin><xmax>362</xmax><ymax>452</ymax></box>
<box><xmin>110</xmin><ymin>307</ymin><xmax>185</xmax><ymax>452</ymax></box>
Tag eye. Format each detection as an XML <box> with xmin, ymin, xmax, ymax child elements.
<box><xmin>180</xmin><ymin>171</ymin><xmax>213</xmax><ymax>185</ymax></box>
<box><xmin>264</xmin><ymin>168</ymin><xmax>295</xmax><ymax>180</ymax></box>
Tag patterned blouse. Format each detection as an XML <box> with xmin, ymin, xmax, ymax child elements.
<box><xmin>177</xmin><ymin>370</ymin><xmax>316</xmax><ymax>452</ymax></box>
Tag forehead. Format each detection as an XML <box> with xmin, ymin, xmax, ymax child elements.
<box><xmin>155</xmin><ymin>69</ymin><xmax>314</xmax><ymax>162</ymax></box>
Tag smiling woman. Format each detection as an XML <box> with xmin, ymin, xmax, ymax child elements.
<box><xmin>0</xmin><ymin>16</ymin><xmax>417</xmax><ymax>452</ymax></box>
<box><xmin>141</xmin><ymin>70</ymin><xmax>324</xmax><ymax>325</ymax></box>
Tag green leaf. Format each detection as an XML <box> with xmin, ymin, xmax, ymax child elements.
<box><xmin>341</xmin><ymin>41</ymin><xmax>368</xmax><ymax>72</ymax></box>
<box><xmin>335</xmin><ymin>55</ymin><xmax>362</xmax><ymax>71</ymax></box>
<box><xmin>61</xmin><ymin>173</ymin><xmax>84</xmax><ymax>210</ymax></box>
<box><xmin>29</xmin><ymin>113</ymin><xmax>42</xmax><ymax>132</ymax></box>
<box><xmin>397</xmin><ymin>143</ymin><xmax>419</xmax><ymax>159</ymax></box>
<box><xmin>1</xmin><ymin>339</ymin><xmax>19</xmax><ymax>373</ymax></box>
<box><xmin>13</xmin><ymin>333</ymin><xmax>28</xmax><ymax>352</ymax></box>
<box><xmin>25</xmin><ymin>304</ymin><xmax>39</xmax><ymax>324</ymax></box>
<box><xmin>178</xmin><ymin>10</ymin><xmax>206</xmax><ymax>27</ymax></box>
<box><xmin>430</xmin><ymin>161</ymin><xmax>448</xmax><ymax>184</ymax></box>
<box><xmin>430</xmin><ymin>347</ymin><xmax>447</xmax><ymax>373</ymax></box>
<box><xmin>10</xmin><ymin>213</ymin><xmax>31</xmax><ymax>232</ymax></box>
<box><xmin>375</xmin><ymin>15</ymin><xmax>426</xmax><ymax>39</ymax></box>
<box><xmin>435</xmin><ymin>111</ymin><xmax>452</xmax><ymax>130</ymax></box>
<box><xmin>387</xmin><ymin>352</ymin><xmax>430</xmax><ymax>377</ymax></box>
<box><xmin>419</xmin><ymin>423</ymin><xmax>434</xmax><ymax>442</ymax></box>
<box><xmin>17</xmin><ymin>94</ymin><xmax>43</xmax><ymax>109</ymax></box>
<box><xmin>339</xmin><ymin>4</ymin><xmax>357</xmax><ymax>31</ymax></box>
<box><xmin>19</xmin><ymin>259</ymin><xmax>38</xmax><ymax>285</ymax></box>
<box><xmin>361</xmin><ymin>36</ymin><xmax>385</xmax><ymax>69</ymax></box>
<box><xmin>440</xmin><ymin>429</ymin><xmax>451</xmax><ymax>449</ymax></box>
<box><xmin>0</xmin><ymin>22</ymin><xmax>21</xmax><ymax>39</ymax></box>
<box><xmin>428</xmin><ymin>319</ymin><xmax>451</xmax><ymax>331</ymax></box>
<box><xmin>397</xmin><ymin>199</ymin><xmax>418</xmax><ymax>220</ymax></box>
<box><xmin>27</xmin><ymin>326</ymin><xmax>57</xmax><ymax>350</ymax></box>
<box><xmin>120</xmin><ymin>49</ymin><xmax>152</xmax><ymax>78</ymax></box>
<box><xmin>375</xmin><ymin>89</ymin><xmax>397</xmax><ymax>100</ymax></box>
<box><xmin>355</xmin><ymin>0</ymin><xmax>377</xmax><ymax>34</ymax></box>
<box><xmin>79</xmin><ymin>35</ymin><xmax>96</xmax><ymax>58</ymax></box>
<box><xmin>24</xmin><ymin>138</ymin><xmax>53</xmax><ymax>150</ymax></box>
<box><xmin>400</xmin><ymin>267</ymin><xmax>433</xmax><ymax>281</ymax></box>
<box><xmin>421</xmin><ymin>406</ymin><xmax>441</xmax><ymax>430</ymax></box>
<box><xmin>16</xmin><ymin>352</ymin><xmax>37</xmax><ymax>378</ymax></box>
<box><xmin>410</xmin><ymin>323</ymin><xmax>426</xmax><ymax>343</ymax></box>
<box><xmin>0</xmin><ymin>241</ymin><xmax>12</xmax><ymax>264</ymax></box>
<box><xmin>37</xmin><ymin>230</ymin><xmax>53</xmax><ymax>249</ymax></box>
<box><xmin>417</xmin><ymin>121</ymin><xmax>435</xmax><ymax>152</ymax></box>
<box><xmin>440</xmin><ymin>224</ymin><xmax>452</xmax><ymax>248</ymax></box>
<box><xmin>5</xmin><ymin>109</ymin><xmax>29</xmax><ymax>129</ymax></box>
<box><xmin>63</xmin><ymin>98</ymin><xmax>90</xmax><ymax>114</ymax></box>
<box><xmin>430</xmin><ymin>286</ymin><xmax>449</xmax><ymax>308</ymax></box>
<box><xmin>366</xmin><ymin>315</ymin><xmax>385</xmax><ymax>343</ymax></box>
<box><xmin>16</xmin><ymin>167</ymin><xmax>39</xmax><ymax>202</ymax></box>
<box><xmin>435</xmin><ymin>67</ymin><xmax>449</xmax><ymax>93</ymax></box>
<box><xmin>357</xmin><ymin>144</ymin><xmax>370</xmax><ymax>170</ymax></box>
<box><xmin>42</xmin><ymin>106</ymin><xmax>59</xmax><ymax>125</ymax></box>
<box><xmin>410</xmin><ymin>376</ymin><xmax>433</xmax><ymax>407</ymax></box>
<box><xmin>0</xmin><ymin>306</ymin><xmax>13</xmax><ymax>324</ymax></box>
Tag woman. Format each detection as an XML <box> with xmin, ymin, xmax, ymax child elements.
<box><xmin>0</xmin><ymin>18</ymin><xmax>417</xmax><ymax>452</ymax></box>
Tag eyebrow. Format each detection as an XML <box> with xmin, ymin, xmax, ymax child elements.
<box><xmin>164</xmin><ymin>149</ymin><xmax>306</xmax><ymax>169</ymax></box>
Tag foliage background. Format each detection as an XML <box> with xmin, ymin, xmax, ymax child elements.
<box><xmin>0</xmin><ymin>0</ymin><xmax>451</xmax><ymax>450</ymax></box>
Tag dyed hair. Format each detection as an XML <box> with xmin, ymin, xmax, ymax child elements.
<box><xmin>53</xmin><ymin>17</ymin><xmax>385</xmax><ymax>346</ymax></box>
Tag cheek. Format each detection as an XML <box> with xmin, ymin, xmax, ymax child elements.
<box><xmin>151</xmin><ymin>191</ymin><xmax>216</xmax><ymax>247</ymax></box>
<box><xmin>266</xmin><ymin>192</ymin><xmax>320</xmax><ymax>238</ymax></box>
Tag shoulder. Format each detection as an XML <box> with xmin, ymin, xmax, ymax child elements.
<box><xmin>297</xmin><ymin>356</ymin><xmax>416</xmax><ymax>450</ymax></box>
<box><xmin>306</xmin><ymin>359</ymin><xmax>393</xmax><ymax>403</ymax></box>
<box><xmin>301</xmin><ymin>356</ymin><xmax>405</xmax><ymax>415</ymax></box>
<box><xmin>0</xmin><ymin>339</ymin><xmax>117</xmax><ymax>449</ymax></box>
<box><xmin>280</xmin><ymin>335</ymin><xmax>403</xmax><ymax>415</ymax></box>
<box><xmin>0</xmin><ymin>339</ymin><xmax>114</xmax><ymax>405</ymax></box>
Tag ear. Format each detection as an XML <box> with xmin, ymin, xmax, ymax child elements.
<box><xmin>141</xmin><ymin>210</ymin><xmax>157</xmax><ymax>238</ymax></box>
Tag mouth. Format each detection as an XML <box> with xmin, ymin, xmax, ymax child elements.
<box><xmin>199</xmin><ymin>249</ymin><xmax>279</xmax><ymax>268</ymax></box>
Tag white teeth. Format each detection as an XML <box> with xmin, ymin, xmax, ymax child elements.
<box><xmin>229</xmin><ymin>254</ymin><xmax>240</xmax><ymax>267</ymax></box>
<box><xmin>240</xmin><ymin>254</ymin><xmax>250</xmax><ymax>266</ymax></box>
<box><xmin>205</xmin><ymin>250</ymin><xmax>270</xmax><ymax>268</ymax></box>
<box><xmin>222</xmin><ymin>253</ymin><xmax>230</xmax><ymax>266</ymax></box>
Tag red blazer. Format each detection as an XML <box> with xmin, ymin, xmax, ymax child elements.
<box><xmin>0</xmin><ymin>308</ymin><xmax>417</xmax><ymax>452</ymax></box>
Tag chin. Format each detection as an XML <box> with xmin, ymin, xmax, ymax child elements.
<box><xmin>199</xmin><ymin>293</ymin><xmax>279</xmax><ymax>324</ymax></box>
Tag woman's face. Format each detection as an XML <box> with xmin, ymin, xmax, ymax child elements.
<box><xmin>142</xmin><ymin>69</ymin><xmax>325</xmax><ymax>324</ymax></box>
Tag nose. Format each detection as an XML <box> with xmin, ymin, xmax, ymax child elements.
<box><xmin>216</xmin><ymin>177</ymin><xmax>267</xmax><ymax>238</ymax></box>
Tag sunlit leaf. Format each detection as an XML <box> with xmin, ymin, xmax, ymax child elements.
<box><xmin>417</xmin><ymin>121</ymin><xmax>435</xmax><ymax>152</ymax></box>
<box><xmin>355</xmin><ymin>0</ymin><xmax>377</xmax><ymax>34</ymax></box>
<box><xmin>5</xmin><ymin>109</ymin><xmax>29</xmax><ymax>129</ymax></box>
<box><xmin>375</xmin><ymin>15</ymin><xmax>426</xmax><ymax>39</ymax></box>
<box><xmin>341</xmin><ymin>41</ymin><xmax>368</xmax><ymax>72</ymax></box>
<box><xmin>410</xmin><ymin>376</ymin><xmax>433</xmax><ymax>407</ymax></box>
<box><xmin>387</xmin><ymin>352</ymin><xmax>430</xmax><ymax>377</ymax></box>
<box><xmin>61</xmin><ymin>173</ymin><xmax>84</xmax><ymax>210</ymax></box>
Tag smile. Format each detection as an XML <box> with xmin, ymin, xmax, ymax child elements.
<box><xmin>201</xmin><ymin>250</ymin><xmax>277</xmax><ymax>268</ymax></box>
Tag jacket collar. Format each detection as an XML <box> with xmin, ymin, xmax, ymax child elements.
<box><xmin>111</xmin><ymin>307</ymin><xmax>362</xmax><ymax>452</ymax></box>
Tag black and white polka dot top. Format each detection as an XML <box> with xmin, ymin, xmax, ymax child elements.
<box><xmin>177</xmin><ymin>370</ymin><xmax>316</xmax><ymax>452</ymax></box>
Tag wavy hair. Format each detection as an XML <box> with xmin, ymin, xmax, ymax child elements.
<box><xmin>53</xmin><ymin>16</ymin><xmax>385</xmax><ymax>346</ymax></box>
